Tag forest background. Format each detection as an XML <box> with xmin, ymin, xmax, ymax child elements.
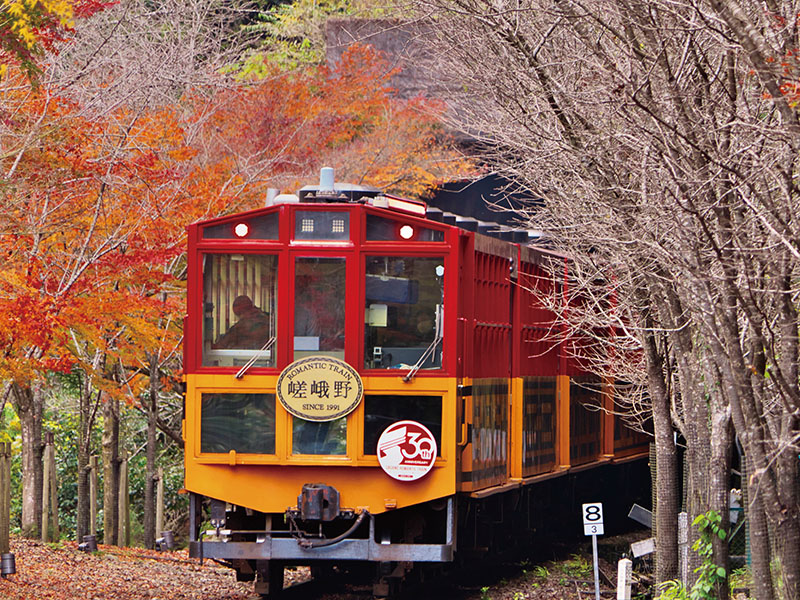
<box><xmin>3</xmin><ymin>1</ymin><xmax>800</xmax><ymax>600</ymax></box>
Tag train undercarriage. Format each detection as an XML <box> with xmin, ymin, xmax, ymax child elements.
<box><xmin>189</xmin><ymin>489</ymin><xmax>455</xmax><ymax>597</ymax></box>
<box><xmin>187</xmin><ymin>459</ymin><xmax>649</xmax><ymax>598</ymax></box>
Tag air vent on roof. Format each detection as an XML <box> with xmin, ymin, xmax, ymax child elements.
<box><xmin>298</xmin><ymin>167</ymin><xmax>381</xmax><ymax>203</ymax></box>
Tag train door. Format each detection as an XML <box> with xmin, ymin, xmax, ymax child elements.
<box><xmin>286</xmin><ymin>249</ymin><xmax>357</xmax><ymax>458</ymax></box>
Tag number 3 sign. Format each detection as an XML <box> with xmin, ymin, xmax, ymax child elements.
<box><xmin>582</xmin><ymin>503</ymin><xmax>604</xmax><ymax>536</ymax></box>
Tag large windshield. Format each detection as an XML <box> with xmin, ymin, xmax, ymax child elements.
<box><xmin>202</xmin><ymin>254</ymin><xmax>277</xmax><ymax>367</ymax></box>
<box><xmin>363</xmin><ymin>256</ymin><xmax>444</xmax><ymax>369</ymax></box>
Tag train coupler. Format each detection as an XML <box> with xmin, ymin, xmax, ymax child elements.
<box><xmin>294</xmin><ymin>483</ymin><xmax>341</xmax><ymax>521</ymax></box>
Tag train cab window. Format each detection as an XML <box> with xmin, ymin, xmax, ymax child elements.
<box><xmin>366</xmin><ymin>214</ymin><xmax>444</xmax><ymax>242</ymax></box>
<box><xmin>292</xmin><ymin>417</ymin><xmax>347</xmax><ymax>455</ymax></box>
<box><xmin>294</xmin><ymin>211</ymin><xmax>350</xmax><ymax>241</ymax></box>
<box><xmin>200</xmin><ymin>393</ymin><xmax>275</xmax><ymax>454</ymax></box>
<box><xmin>202</xmin><ymin>213</ymin><xmax>278</xmax><ymax>240</ymax></box>
<box><xmin>363</xmin><ymin>395</ymin><xmax>442</xmax><ymax>456</ymax></box>
<box><xmin>202</xmin><ymin>254</ymin><xmax>277</xmax><ymax>368</ymax></box>
<box><xmin>294</xmin><ymin>257</ymin><xmax>346</xmax><ymax>360</ymax></box>
<box><xmin>364</xmin><ymin>256</ymin><xmax>444</xmax><ymax>370</ymax></box>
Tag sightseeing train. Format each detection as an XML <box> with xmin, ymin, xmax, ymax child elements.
<box><xmin>182</xmin><ymin>169</ymin><xmax>650</xmax><ymax>597</ymax></box>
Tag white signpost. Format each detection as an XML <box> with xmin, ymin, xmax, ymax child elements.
<box><xmin>582</xmin><ymin>503</ymin><xmax>604</xmax><ymax>600</ymax></box>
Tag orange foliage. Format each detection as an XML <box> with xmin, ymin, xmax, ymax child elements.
<box><xmin>190</xmin><ymin>44</ymin><xmax>474</xmax><ymax>202</ymax></box>
<box><xmin>0</xmin><ymin>43</ymin><xmax>474</xmax><ymax>390</ymax></box>
<box><xmin>0</xmin><ymin>79</ymin><xmax>245</xmax><ymax>390</ymax></box>
<box><xmin>0</xmin><ymin>0</ymin><xmax>113</xmax><ymax>84</ymax></box>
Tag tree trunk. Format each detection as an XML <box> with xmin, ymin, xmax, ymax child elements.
<box><xmin>75</xmin><ymin>378</ymin><xmax>91</xmax><ymax>542</ymax></box>
<box><xmin>143</xmin><ymin>354</ymin><xmax>159</xmax><ymax>549</ymax></box>
<box><xmin>102</xmin><ymin>395</ymin><xmax>120</xmax><ymax>545</ymax></box>
<box><xmin>643</xmin><ymin>327</ymin><xmax>679</xmax><ymax>583</ymax></box>
<box><xmin>774</xmin><ymin>270</ymin><xmax>800</xmax><ymax>600</ymax></box>
<box><xmin>745</xmin><ymin>454</ymin><xmax>776</xmax><ymax>600</ymax></box>
<box><xmin>775</xmin><ymin>429</ymin><xmax>800</xmax><ymax>600</ymax></box>
<box><xmin>11</xmin><ymin>383</ymin><xmax>44</xmax><ymax>538</ymax></box>
<box><xmin>709</xmin><ymin>407</ymin><xmax>731</xmax><ymax>600</ymax></box>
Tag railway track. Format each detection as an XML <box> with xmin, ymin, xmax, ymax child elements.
<box><xmin>246</xmin><ymin>530</ymin><xmax>649</xmax><ymax>600</ymax></box>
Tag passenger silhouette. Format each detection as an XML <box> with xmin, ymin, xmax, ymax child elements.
<box><xmin>213</xmin><ymin>295</ymin><xmax>271</xmax><ymax>349</ymax></box>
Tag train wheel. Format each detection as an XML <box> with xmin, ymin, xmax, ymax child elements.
<box><xmin>310</xmin><ymin>563</ymin><xmax>336</xmax><ymax>582</ymax></box>
<box><xmin>372</xmin><ymin>561</ymin><xmax>406</xmax><ymax>598</ymax></box>
<box><xmin>254</xmin><ymin>560</ymin><xmax>284</xmax><ymax>598</ymax></box>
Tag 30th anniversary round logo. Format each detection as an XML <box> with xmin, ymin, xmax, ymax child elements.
<box><xmin>377</xmin><ymin>420</ymin><xmax>437</xmax><ymax>481</ymax></box>
<box><xmin>276</xmin><ymin>356</ymin><xmax>363</xmax><ymax>421</ymax></box>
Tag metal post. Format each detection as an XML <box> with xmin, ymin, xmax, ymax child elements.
<box><xmin>118</xmin><ymin>450</ymin><xmax>129</xmax><ymax>547</ymax></box>
<box><xmin>678</xmin><ymin>511</ymin><xmax>689</xmax><ymax>585</ymax></box>
<box><xmin>0</xmin><ymin>442</ymin><xmax>10</xmax><ymax>554</ymax></box>
<box><xmin>156</xmin><ymin>466</ymin><xmax>164</xmax><ymax>535</ymax></box>
<box><xmin>41</xmin><ymin>443</ymin><xmax>50</xmax><ymax>542</ymax></box>
<box><xmin>89</xmin><ymin>456</ymin><xmax>97</xmax><ymax>537</ymax></box>
<box><xmin>48</xmin><ymin>441</ymin><xmax>59</xmax><ymax>540</ymax></box>
<box><xmin>592</xmin><ymin>534</ymin><xmax>600</xmax><ymax>600</ymax></box>
<box><xmin>41</xmin><ymin>432</ymin><xmax>57</xmax><ymax>542</ymax></box>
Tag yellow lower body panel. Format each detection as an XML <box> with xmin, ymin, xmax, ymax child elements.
<box><xmin>184</xmin><ymin>372</ymin><xmax>457</xmax><ymax>515</ymax></box>
<box><xmin>185</xmin><ymin>461</ymin><xmax>455</xmax><ymax>515</ymax></box>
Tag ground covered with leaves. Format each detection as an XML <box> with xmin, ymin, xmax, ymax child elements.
<box><xmin>449</xmin><ymin>553</ymin><xmax>627</xmax><ymax>600</ymax></box>
<box><xmin>0</xmin><ymin>536</ymin><xmax>256</xmax><ymax>600</ymax></box>
<box><xmin>0</xmin><ymin>533</ymin><xmax>651</xmax><ymax>600</ymax></box>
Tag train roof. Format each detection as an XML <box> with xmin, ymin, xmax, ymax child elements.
<box><xmin>189</xmin><ymin>169</ymin><xmax>558</xmax><ymax>254</ymax></box>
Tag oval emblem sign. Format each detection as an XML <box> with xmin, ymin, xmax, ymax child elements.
<box><xmin>377</xmin><ymin>420</ymin><xmax>437</xmax><ymax>481</ymax></box>
<box><xmin>277</xmin><ymin>356</ymin><xmax>363</xmax><ymax>421</ymax></box>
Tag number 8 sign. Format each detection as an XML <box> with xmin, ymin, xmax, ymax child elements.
<box><xmin>582</xmin><ymin>503</ymin><xmax>604</xmax><ymax>536</ymax></box>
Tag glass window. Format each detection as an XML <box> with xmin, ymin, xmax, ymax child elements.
<box><xmin>363</xmin><ymin>395</ymin><xmax>442</xmax><ymax>456</ymax></box>
<box><xmin>294</xmin><ymin>257</ymin><xmax>346</xmax><ymax>360</ymax></box>
<box><xmin>292</xmin><ymin>418</ymin><xmax>347</xmax><ymax>455</ymax></box>
<box><xmin>364</xmin><ymin>256</ymin><xmax>444</xmax><ymax>369</ymax></box>
<box><xmin>294</xmin><ymin>211</ymin><xmax>350</xmax><ymax>241</ymax></box>
<box><xmin>201</xmin><ymin>393</ymin><xmax>275</xmax><ymax>454</ymax></box>
<box><xmin>202</xmin><ymin>254</ymin><xmax>277</xmax><ymax>367</ymax></box>
<box><xmin>366</xmin><ymin>214</ymin><xmax>444</xmax><ymax>242</ymax></box>
<box><xmin>202</xmin><ymin>213</ymin><xmax>279</xmax><ymax>240</ymax></box>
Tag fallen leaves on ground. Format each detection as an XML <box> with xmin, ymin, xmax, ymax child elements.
<box><xmin>0</xmin><ymin>536</ymin><xmax>255</xmax><ymax>600</ymax></box>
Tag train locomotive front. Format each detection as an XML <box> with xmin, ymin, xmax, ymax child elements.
<box><xmin>182</xmin><ymin>170</ymin><xmax>650</xmax><ymax>597</ymax></box>
<box><xmin>184</xmin><ymin>173</ymin><xmax>459</xmax><ymax>596</ymax></box>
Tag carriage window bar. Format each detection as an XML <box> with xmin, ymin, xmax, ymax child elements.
<box><xmin>294</xmin><ymin>210</ymin><xmax>350</xmax><ymax>241</ymax></box>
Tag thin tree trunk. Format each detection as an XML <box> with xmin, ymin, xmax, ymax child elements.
<box><xmin>643</xmin><ymin>327</ymin><xmax>679</xmax><ymax>583</ymax></box>
<box><xmin>774</xmin><ymin>269</ymin><xmax>800</xmax><ymax>600</ymax></box>
<box><xmin>709</xmin><ymin>406</ymin><xmax>731</xmax><ymax>600</ymax></box>
<box><xmin>775</xmin><ymin>431</ymin><xmax>800</xmax><ymax>600</ymax></box>
<box><xmin>12</xmin><ymin>383</ymin><xmax>44</xmax><ymax>538</ymax></box>
<box><xmin>102</xmin><ymin>395</ymin><xmax>119</xmax><ymax>545</ymax></box>
<box><xmin>745</xmin><ymin>454</ymin><xmax>776</xmax><ymax>600</ymax></box>
<box><xmin>76</xmin><ymin>378</ymin><xmax>90</xmax><ymax>542</ymax></box>
<box><xmin>143</xmin><ymin>354</ymin><xmax>158</xmax><ymax>549</ymax></box>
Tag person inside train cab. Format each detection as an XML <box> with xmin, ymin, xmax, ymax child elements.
<box><xmin>414</xmin><ymin>309</ymin><xmax>435</xmax><ymax>340</ymax></box>
<box><xmin>212</xmin><ymin>295</ymin><xmax>271</xmax><ymax>349</ymax></box>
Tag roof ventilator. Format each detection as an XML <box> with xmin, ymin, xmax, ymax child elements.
<box><xmin>298</xmin><ymin>167</ymin><xmax>381</xmax><ymax>203</ymax></box>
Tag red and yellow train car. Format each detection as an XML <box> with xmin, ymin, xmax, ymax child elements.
<box><xmin>182</xmin><ymin>169</ymin><xmax>649</xmax><ymax>596</ymax></box>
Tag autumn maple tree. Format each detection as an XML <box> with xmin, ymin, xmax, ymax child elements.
<box><xmin>0</xmin><ymin>0</ymin><xmax>110</xmax><ymax>83</ymax></box>
<box><xmin>0</xmin><ymin>1</ymin><xmax>474</xmax><ymax>549</ymax></box>
<box><xmin>191</xmin><ymin>43</ymin><xmax>473</xmax><ymax>201</ymax></box>
<box><xmin>0</xmin><ymin>74</ymin><xmax>250</xmax><ymax>538</ymax></box>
